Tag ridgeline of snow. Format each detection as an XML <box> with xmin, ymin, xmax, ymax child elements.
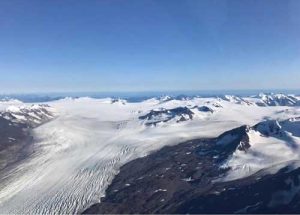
<box><xmin>216</xmin><ymin>93</ymin><xmax>300</xmax><ymax>107</ymax></box>
<box><xmin>0</xmin><ymin>101</ymin><xmax>55</xmax><ymax>127</ymax></box>
<box><xmin>221</xmin><ymin>95</ymin><xmax>254</xmax><ymax>106</ymax></box>
<box><xmin>246</xmin><ymin>93</ymin><xmax>300</xmax><ymax>107</ymax></box>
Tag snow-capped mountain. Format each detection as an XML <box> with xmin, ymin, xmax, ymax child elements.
<box><xmin>0</xmin><ymin>103</ymin><xmax>54</xmax><ymax>173</ymax></box>
<box><xmin>144</xmin><ymin>93</ymin><xmax>300</xmax><ymax>107</ymax></box>
<box><xmin>0</xmin><ymin>104</ymin><xmax>54</xmax><ymax>127</ymax></box>
<box><xmin>217</xmin><ymin>118</ymin><xmax>300</xmax><ymax>181</ymax></box>
<box><xmin>255</xmin><ymin>93</ymin><xmax>299</xmax><ymax>106</ymax></box>
<box><xmin>158</xmin><ymin>95</ymin><xmax>173</xmax><ymax>103</ymax></box>
<box><xmin>245</xmin><ymin>93</ymin><xmax>300</xmax><ymax>107</ymax></box>
<box><xmin>221</xmin><ymin>95</ymin><xmax>254</xmax><ymax>105</ymax></box>
<box><xmin>216</xmin><ymin>93</ymin><xmax>300</xmax><ymax>107</ymax></box>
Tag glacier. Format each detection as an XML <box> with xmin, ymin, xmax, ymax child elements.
<box><xmin>0</xmin><ymin>94</ymin><xmax>299</xmax><ymax>213</ymax></box>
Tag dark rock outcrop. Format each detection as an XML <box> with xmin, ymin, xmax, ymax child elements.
<box><xmin>139</xmin><ymin>107</ymin><xmax>194</xmax><ymax>126</ymax></box>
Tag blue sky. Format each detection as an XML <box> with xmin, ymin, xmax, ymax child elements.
<box><xmin>0</xmin><ymin>0</ymin><xmax>299</xmax><ymax>93</ymax></box>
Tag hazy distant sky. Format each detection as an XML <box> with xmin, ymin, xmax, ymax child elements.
<box><xmin>0</xmin><ymin>0</ymin><xmax>300</xmax><ymax>93</ymax></box>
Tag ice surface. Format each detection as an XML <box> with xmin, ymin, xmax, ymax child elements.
<box><xmin>0</xmin><ymin>96</ymin><xmax>299</xmax><ymax>213</ymax></box>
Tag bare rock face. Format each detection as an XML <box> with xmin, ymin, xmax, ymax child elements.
<box><xmin>253</xmin><ymin>120</ymin><xmax>282</xmax><ymax>136</ymax></box>
<box><xmin>198</xmin><ymin>106</ymin><xmax>214</xmax><ymax>113</ymax></box>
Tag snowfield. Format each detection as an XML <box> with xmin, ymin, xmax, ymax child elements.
<box><xmin>0</xmin><ymin>95</ymin><xmax>299</xmax><ymax>214</ymax></box>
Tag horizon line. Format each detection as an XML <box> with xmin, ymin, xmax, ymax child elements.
<box><xmin>1</xmin><ymin>88</ymin><xmax>300</xmax><ymax>96</ymax></box>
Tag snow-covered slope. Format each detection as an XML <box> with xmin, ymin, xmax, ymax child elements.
<box><xmin>0</xmin><ymin>94</ymin><xmax>299</xmax><ymax>214</ymax></box>
<box><xmin>220</xmin><ymin>118</ymin><xmax>300</xmax><ymax>181</ymax></box>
